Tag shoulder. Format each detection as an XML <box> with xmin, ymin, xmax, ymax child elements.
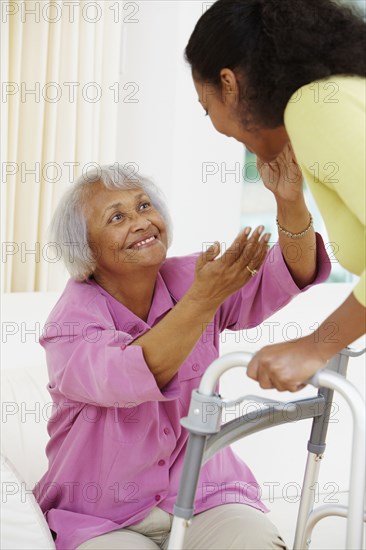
<box><xmin>160</xmin><ymin>253</ymin><xmax>200</xmax><ymax>300</ymax></box>
<box><xmin>284</xmin><ymin>76</ymin><xmax>365</xmax><ymax>168</ymax></box>
<box><xmin>44</xmin><ymin>278</ymin><xmax>112</xmax><ymax>326</ymax></box>
<box><xmin>285</xmin><ymin>76</ymin><xmax>365</xmax><ymax>130</ymax></box>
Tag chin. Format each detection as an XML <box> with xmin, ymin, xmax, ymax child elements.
<box><xmin>142</xmin><ymin>249</ymin><xmax>167</xmax><ymax>267</ymax></box>
<box><xmin>256</xmin><ymin>143</ymin><xmax>287</xmax><ymax>162</ymax></box>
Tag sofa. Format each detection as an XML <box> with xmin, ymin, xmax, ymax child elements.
<box><xmin>1</xmin><ymin>284</ymin><xmax>365</xmax><ymax>549</ymax></box>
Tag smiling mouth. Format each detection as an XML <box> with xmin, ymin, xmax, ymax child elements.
<box><xmin>127</xmin><ymin>235</ymin><xmax>158</xmax><ymax>250</ymax></box>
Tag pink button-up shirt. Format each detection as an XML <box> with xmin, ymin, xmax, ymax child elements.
<box><xmin>35</xmin><ymin>237</ymin><xmax>330</xmax><ymax>549</ymax></box>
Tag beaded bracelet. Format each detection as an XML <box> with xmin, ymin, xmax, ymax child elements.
<box><xmin>276</xmin><ymin>212</ymin><xmax>313</xmax><ymax>239</ymax></box>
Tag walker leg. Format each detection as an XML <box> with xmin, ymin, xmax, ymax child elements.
<box><xmin>293</xmin><ymin>356</ymin><xmax>338</xmax><ymax>549</ymax></box>
<box><xmin>293</xmin><ymin>452</ymin><xmax>322</xmax><ymax>550</ymax></box>
<box><xmin>169</xmin><ymin>517</ymin><xmax>191</xmax><ymax>550</ymax></box>
<box><xmin>167</xmin><ymin>433</ymin><xmax>207</xmax><ymax>550</ymax></box>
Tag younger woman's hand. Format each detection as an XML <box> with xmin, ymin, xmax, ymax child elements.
<box><xmin>247</xmin><ymin>337</ymin><xmax>326</xmax><ymax>392</ymax></box>
<box><xmin>257</xmin><ymin>142</ymin><xmax>304</xmax><ymax>203</ymax></box>
<box><xmin>190</xmin><ymin>226</ymin><xmax>270</xmax><ymax>308</ymax></box>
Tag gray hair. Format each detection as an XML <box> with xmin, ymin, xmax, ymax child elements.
<box><xmin>50</xmin><ymin>164</ymin><xmax>173</xmax><ymax>280</ymax></box>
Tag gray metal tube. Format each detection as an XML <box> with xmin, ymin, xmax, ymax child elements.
<box><xmin>173</xmin><ymin>433</ymin><xmax>206</xmax><ymax>520</ymax></box>
<box><xmin>307</xmin><ymin>386</ymin><xmax>334</xmax><ymax>454</ymax></box>
<box><xmin>203</xmin><ymin>397</ymin><xmax>325</xmax><ymax>464</ymax></box>
<box><xmin>308</xmin><ymin>353</ymin><xmax>349</xmax><ymax>454</ymax></box>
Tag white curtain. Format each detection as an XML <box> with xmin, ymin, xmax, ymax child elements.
<box><xmin>1</xmin><ymin>0</ymin><xmax>122</xmax><ymax>291</ymax></box>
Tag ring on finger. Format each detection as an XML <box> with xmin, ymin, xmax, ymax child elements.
<box><xmin>246</xmin><ymin>265</ymin><xmax>258</xmax><ymax>277</ymax></box>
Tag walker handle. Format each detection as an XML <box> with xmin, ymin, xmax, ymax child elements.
<box><xmin>198</xmin><ymin>351</ymin><xmax>253</xmax><ymax>396</ymax></box>
<box><xmin>198</xmin><ymin>347</ymin><xmax>365</xmax><ymax>396</ymax></box>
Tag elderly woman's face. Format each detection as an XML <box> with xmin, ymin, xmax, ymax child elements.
<box><xmin>194</xmin><ymin>73</ymin><xmax>289</xmax><ymax>162</ymax></box>
<box><xmin>84</xmin><ymin>183</ymin><xmax>168</xmax><ymax>277</ymax></box>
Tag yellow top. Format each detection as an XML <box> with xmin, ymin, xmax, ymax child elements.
<box><xmin>284</xmin><ymin>76</ymin><xmax>366</xmax><ymax>306</ymax></box>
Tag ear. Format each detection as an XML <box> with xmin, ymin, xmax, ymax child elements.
<box><xmin>220</xmin><ymin>68</ymin><xmax>239</xmax><ymax>105</ymax></box>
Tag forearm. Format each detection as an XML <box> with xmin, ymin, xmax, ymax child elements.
<box><xmin>247</xmin><ymin>292</ymin><xmax>365</xmax><ymax>392</ymax></box>
<box><xmin>305</xmin><ymin>292</ymin><xmax>366</xmax><ymax>360</ymax></box>
<box><xmin>132</xmin><ymin>290</ymin><xmax>220</xmax><ymax>389</ymax></box>
<box><xmin>276</xmin><ymin>197</ymin><xmax>317</xmax><ymax>288</ymax></box>
<box><xmin>131</xmin><ymin>227</ymin><xmax>269</xmax><ymax>389</ymax></box>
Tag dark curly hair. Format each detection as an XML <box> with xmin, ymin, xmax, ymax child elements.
<box><xmin>185</xmin><ymin>0</ymin><xmax>366</xmax><ymax>128</ymax></box>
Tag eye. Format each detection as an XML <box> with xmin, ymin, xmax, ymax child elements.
<box><xmin>139</xmin><ymin>201</ymin><xmax>151</xmax><ymax>210</ymax></box>
<box><xmin>110</xmin><ymin>213</ymin><xmax>123</xmax><ymax>223</ymax></box>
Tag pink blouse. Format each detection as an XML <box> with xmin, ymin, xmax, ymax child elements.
<box><xmin>35</xmin><ymin>237</ymin><xmax>330</xmax><ymax>549</ymax></box>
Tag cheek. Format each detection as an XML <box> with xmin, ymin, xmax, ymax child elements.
<box><xmin>156</xmin><ymin>221</ymin><xmax>169</xmax><ymax>248</ymax></box>
<box><xmin>210</xmin><ymin>108</ymin><xmax>244</xmax><ymax>139</ymax></box>
<box><xmin>208</xmin><ymin>112</ymin><xmax>230</xmax><ymax>135</ymax></box>
<box><xmin>153</xmin><ymin>213</ymin><xmax>167</xmax><ymax>233</ymax></box>
<box><xmin>97</xmin><ymin>227</ymin><xmax>129</xmax><ymax>254</ymax></box>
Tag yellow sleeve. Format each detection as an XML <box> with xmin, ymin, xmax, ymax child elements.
<box><xmin>284</xmin><ymin>76</ymin><xmax>366</xmax><ymax>306</ymax></box>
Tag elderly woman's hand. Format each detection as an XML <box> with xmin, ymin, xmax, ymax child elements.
<box><xmin>257</xmin><ymin>142</ymin><xmax>304</xmax><ymax>203</ymax></box>
<box><xmin>190</xmin><ymin>226</ymin><xmax>270</xmax><ymax>309</ymax></box>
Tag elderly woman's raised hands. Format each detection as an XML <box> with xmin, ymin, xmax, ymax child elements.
<box><xmin>190</xmin><ymin>226</ymin><xmax>270</xmax><ymax>309</ymax></box>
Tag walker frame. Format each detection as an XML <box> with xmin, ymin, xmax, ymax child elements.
<box><xmin>167</xmin><ymin>348</ymin><xmax>366</xmax><ymax>550</ymax></box>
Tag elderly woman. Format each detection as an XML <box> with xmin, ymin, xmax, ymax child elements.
<box><xmin>185</xmin><ymin>0</ymin><xmax>366</xmax><ymax>391</ymax></box>
<box><xmin>35</xmin><ymin>164</ymin><xmax>330</xmax><ymax>550</ymax></box>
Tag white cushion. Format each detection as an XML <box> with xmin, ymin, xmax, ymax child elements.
<box><xmin>1</xmin><ymin>365</ymin><xmax>51</xmax><ymax>488</ymax></box>
<box><xmin>0</xmin><ymin>454</ymin><xmax>55</xmax><ymax>549</ymax></box>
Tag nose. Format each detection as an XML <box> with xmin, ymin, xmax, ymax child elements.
<box><xmin>130</xmin><ymin>212</ymin><xmax>151</xmax><ymax>232</ymax></box>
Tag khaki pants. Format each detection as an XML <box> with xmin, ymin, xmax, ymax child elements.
<box><xmin>76</xmin><ymin>504</ymin><xmax>287</xmax><ymax>550</ymax></box>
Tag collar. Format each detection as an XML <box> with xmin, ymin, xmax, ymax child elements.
<box><xmin>146</xmin><ymin>272</ymin><xmax>176</xmax><ymax>326</ymax></box>
<box><xmin>87</xmin><ymin>272</ymin><xmax>175</xmax><ymax>336</ymax></box>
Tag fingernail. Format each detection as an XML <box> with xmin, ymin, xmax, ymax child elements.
<box><xmin>257</xmin><ymin>225</ymin><xmax>264</xmax><ymax>235</ymax></box>
<box><xmin>244</xmin><ymin>227</ymin><xmax>251</xmax><ymax>235</ymax></box>
<box><xmin>264</xmin><ymin>233</ymin><xmax>271</xmax><ymax>242</ymax></box>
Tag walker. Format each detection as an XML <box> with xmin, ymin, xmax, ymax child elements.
<box><xmin>167</xmin><ymin>348</ymin><xmax>366</xmax><ymax>550</ymax></box>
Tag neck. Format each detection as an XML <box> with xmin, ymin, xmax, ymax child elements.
<box><xmin>93</xmin><ymin>267</ymin><xmax>159</xmax><ymax>322</ymax></box>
